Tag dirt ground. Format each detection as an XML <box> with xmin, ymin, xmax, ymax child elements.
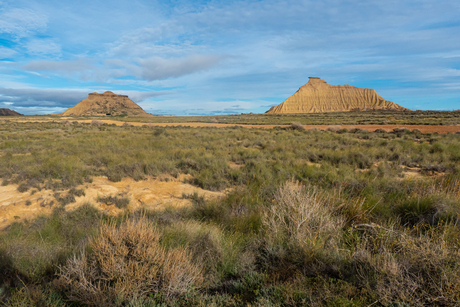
<box><xmin>0</xmin><ymin>174</ymin><xmax>224</xmax><ymax>230</ymax></box>
<box><xmin>13</xmin><ymin>118</ymin><xmax>460</xmax><ymax>133</ymax></box>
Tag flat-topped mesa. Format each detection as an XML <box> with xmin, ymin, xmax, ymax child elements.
<box><xmin>59</xmin><ymin>91</ymin><xmax>152</xmax><ymax>117</ymax></box>
<box><xmin>266</xmin><ymin>77</ymin><xmax>408</xmax><ymax>114</ymax></box>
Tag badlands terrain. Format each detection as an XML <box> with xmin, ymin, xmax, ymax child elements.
<box><xmin>266</xmin><ymin>77</ymin><xmax>407</xmax><ymax>114</ymax></box>
<box><xmin>1</xmin><ymin>111</ymin><xmax>460</xmax><ymax>306</ymax></box>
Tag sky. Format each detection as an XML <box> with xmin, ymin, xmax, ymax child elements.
<box><xmin>0</xmin><ymin>0</ymin><xmax>459</xmax><ymax>115</ymax></box>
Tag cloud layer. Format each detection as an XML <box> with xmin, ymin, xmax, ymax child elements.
<box><xmin>0</xmin><ymin>0</ymin><xmax>459</xmax><ymax>114</ymax></box>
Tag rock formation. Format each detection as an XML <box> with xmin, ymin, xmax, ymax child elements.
<box><xmin>59</xmin><ymin>91</ymin><xmax>152</xmax><ymax>117</ymax></box>
<box><xmin>266</xmin><ymin>77</ymin><xmax>408</xmax><ymax>114</ymax></box>
<box><xmin>0</xmin><ymin>108</ymin><xmax>22</xmax><ymax>116</ymax></box>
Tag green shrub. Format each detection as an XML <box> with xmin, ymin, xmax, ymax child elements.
<box><xmin>98</xmin><ymin>195</ymin><xmax>130</xmax><ymax>209</ymax></box>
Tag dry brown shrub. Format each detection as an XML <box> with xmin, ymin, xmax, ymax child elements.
<box><xmin>326</xmin><ymin>125</ymin><xmax>341</xmax><ymax>132</ymax></box>
<box><xmin>290</xmin><ymin>122</ymin><xmax>306</xmax><ymax>131</ymax></box>
<box><xmin>91</xmin><ymin>120</ymin><xmax>104</xmax><ymax>126</ymax></box>
<box><xmin>57</xmin><ymin>218</ymin><xmax>203</xmax><ymax>306</ymax></box>
<box><xmin>264</xmin><ymin>180</ymin><xmax>344</xmax><ymax>246</ymax></box>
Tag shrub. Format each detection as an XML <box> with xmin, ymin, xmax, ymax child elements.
<box><xmin>98</xmin><ymin>195</ymin><xmax>130</xmax><ymax>209</ymax></box>
<box><xmin>393</xmin><ymin>127</ymin><xmax>410</xmax><ymax>133</ymax></box>
<box><xmin>70</xmin><ymin>188</ymin><xmax>85</xmax><ymax>197</ymax></box>
<box><xmin>290</xmin><ymin>122</ymin><xmax>306</xmax><ymax>131</ymax></box>
<box><xmin>349</xmin><ymin>128</ymin><xmax>367</xmax><ymax>133</ymax></box>
<box><xmin>91</xmin><ymin>120</ymin><xmax>104</xmax><ymax>126</ymax></box>
<box><xmin>17</xmin><ymin>183</ymin><xmax>29</xmax><ymax>193</ymax></box>
<box><xmin>54</xmin><ymin>192</ymin><xmax>76</xmax><ymax>206</ymax></box>
<box><xmin>352</xmin><ymin>225</ymin><xmax>460</xmax><ymax>305</ymax></box>
<box><xmin>57</xmin><ymin>218</ymin><xmax>203</xmax><ymax>306</ymax></box>
<box><xmin>264</xmin><ymin>180</ymin><xmax>344</xmax><ymax>245</ymax></box>
<box><xmin>326</xmin><ymin>125</ymin><xmax>341</xmax><ymax>132</ymax></box>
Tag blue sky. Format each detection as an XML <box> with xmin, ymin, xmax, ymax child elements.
<box><xmin>0</xmin><ymin>0</ymin><xmax>459</xmax><ymax>115</ymax></box>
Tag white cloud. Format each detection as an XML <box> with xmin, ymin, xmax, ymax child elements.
<box><xmin>0</xmin><ymin>6</ymin><xmax>47</xmax><ymax>38</ymax></box>
<box><xmin>1</xmin><ymin>0</ymin><xmax>459</xmax><ymax>113</ymax></box>
<box><xmin>21</xmin><ymin>54</ymin><xmax>226</xmax><ymax>82</ymax></box>
<box><xmin>138</xmin><ymin>54</ymin><xmax>225</xmax><ymax>80</ymax></box>
<box><xmin>0</xmin><ymin>46</ymin><xmax>16</xmax><ymax>58</ymax></box>
<box><xmin>24</xmin><ymin>38</ymin><xmax>61</xmax><ymax>56</ymax></box>
<box><xmin>23</xmin><ymin>59</ymin><xmax>93</xmax><ymax>72</ymax></box>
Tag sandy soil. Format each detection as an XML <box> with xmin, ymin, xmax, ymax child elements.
<box><xmin>12</xmin><ymin>118</ymin><xmax>460</xmax><ymax>133</ymax></box>
<box><xmin>0</xmin><ymin>174</ymin><xmax>224</xmax><ymax>230</ymax></box>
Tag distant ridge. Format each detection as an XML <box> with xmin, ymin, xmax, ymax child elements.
<box><xmin>59</xmin><ymin>91</ymin><xmax>152</xmax><ymax>117</ymax></box>
<box><xmin>266</xmin><ymin>77</ymin><xmax>408</xmax><ymax>114</ymax></box>
<box><xmin>0</xmin><ymin>108</ymin><xmax>22</xmax><ymax>116</ymax></box>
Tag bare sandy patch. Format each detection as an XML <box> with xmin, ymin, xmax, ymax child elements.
<box><xmin>228</xmin><ymin>162</ymin><xmax>244</xmax><ymax>169</ymax></box>
<box><xmin>0</xmin><ymin>174</ymin><xmax>224</xmax><ymax>230</ymax></box>
<box><xmin>401</xmin><ymin>167</ymin><xmax>423</xmax><ymax>179</ymax></box>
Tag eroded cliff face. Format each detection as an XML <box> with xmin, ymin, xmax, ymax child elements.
<box><xmin>266</xmin><ymin>77</ymin><xmax>408</xmax><ymax>114</ymax></box>
<box><xmin>60</xmin><ymin>91</ymin><xmax>152</xmax><ymax>116</ymax></box>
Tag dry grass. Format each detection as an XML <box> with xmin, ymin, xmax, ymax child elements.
<box><xmin>352</xmin><ymin>224</ymin><xmax>460</xmax><ymax>305</ymax></box>
<box><xmin>264</xmin><ymin>180</ymin><xmax>344</xmax><ymax>246</ymax></box>
<box><xmin>57</xmin><ymin>217</ymin><xmax>203</xmax><ymax>306</ymax></box>
<box><xmin>2</xmin><ymin>121</ymin><xmax>460</xmax><ymax>305</ymax></box>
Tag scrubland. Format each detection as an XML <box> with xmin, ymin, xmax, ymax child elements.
<box><xmin>1</xmin><ymin>119</ymin><xmax>460</xmax><ymax>306</ymax></box>
<box><xmin>10</xmin><ymin>109</ymin><xmax>460</xmax><ymax>126</ymax></box>
<box><xmin>113</xmin><ymin>110</ymin><xmax>460</xmax><ymax>126</ymax></box>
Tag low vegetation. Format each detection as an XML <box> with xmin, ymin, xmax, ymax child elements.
<box><xmin>5</xmin><ymin>109</ymin><xmax>460</xmax><ymax>126</ymax></box>
<box><xmin>1</xmin><ymin>119</ymin><xmax>460</xmax><ymax>306</ymax></box>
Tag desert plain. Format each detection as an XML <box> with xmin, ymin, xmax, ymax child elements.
<box><xmin>1</xmin><ymin>110</ymin><xmax>460</xmax><ymax>306</ymax></box>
